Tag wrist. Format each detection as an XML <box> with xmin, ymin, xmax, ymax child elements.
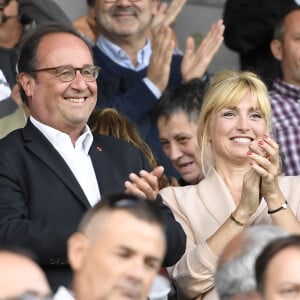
<box><xmin>230</xmin><ymin>213</ymin><xmax>246</xmax><ymax>226</ymax></box>
<box><xmin>231</xmin><ymin>208</ymin><xmax>251</xmax><ymax>226</ymax></box>
<box><xmin>264</xmin><ymin>191</ymin><xmax>286</xmax><ymax>211</ymax></box>
<box><xmin>268</xmin><ymin>200</ymin><xmax>288</xmax><ymax>215</ymax></box>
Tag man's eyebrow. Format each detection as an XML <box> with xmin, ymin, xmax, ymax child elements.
<box><xmin>116</xmin><ymin>246</ymin><xmax>161</xmax><ymax>261</ymax></box>
<box><xmin>115</xmin><ymin>245</ymin><xmax>134</xmax><ymax>253</ymax></box>
<box><xmin>145</xmin><ymin>255</ymin><xmax>162</xmax><ymax>264</ymax></box>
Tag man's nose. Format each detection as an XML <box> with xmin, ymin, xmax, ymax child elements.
<box><xmin>168</xmin><ymin>143</ymin><xmax>183</xmax><ymax>161</ymax></box>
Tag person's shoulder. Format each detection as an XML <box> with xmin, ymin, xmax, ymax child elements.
<box><xmin>91</xmin><ymin>134</ymin><xmax>147</xmax><ymax>168</ymax></box>
<box><xmin>160</xmin><ymin>183</ymin><xmax>199</xmax><ymax>197</ymax></box>
<box><xmin>269</xmin><ymin>79</ymin><xmax>299</xmax><ymax>99</ymax></box>
<box><xmin>0</xmin><ymin>126</ymin><xmax>24</xmax><ymax>145</ymax></box>
<box><xmin>0</xmin><ymin>127</ymin><xmax>25</xmax><ymax>162</ymax></box>
<box><xmin>92</xmin><ymin>133</ymin><xmax>140</xmax><ymax>151</ymax></box>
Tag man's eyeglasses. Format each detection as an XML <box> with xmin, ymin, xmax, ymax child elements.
<box><xmin>33</xmin><ymin>65</ymin><xmax>101</xmax><ymax>83</ymax></box>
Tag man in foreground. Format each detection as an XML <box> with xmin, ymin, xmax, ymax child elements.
<box><xmin>0</xmin><ymin>247</ymin><xmax>51</xmax><ymax>299</ymax></box>
<box><xmin>54</xmin><ymin>192</ymin><xmax>166</xmax><ymax>300</ymax></box>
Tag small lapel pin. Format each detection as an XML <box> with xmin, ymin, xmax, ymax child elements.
<box><xmin>96</xmin><ymin>146</ymin><xmax>102</xmax><ymax>152</ymax></box>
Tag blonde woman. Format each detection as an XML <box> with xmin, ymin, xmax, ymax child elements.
<box><xmin>159</xmin><ymin>70</ymin><xmax>300</xmax><ymax>299</ymax></box>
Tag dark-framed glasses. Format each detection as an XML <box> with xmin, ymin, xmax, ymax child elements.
<box><xmin>33</xmin><ymin>65</ymin><xmax>101</xmax><ymax>82</ymax></box>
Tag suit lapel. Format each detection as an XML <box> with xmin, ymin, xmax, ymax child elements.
<box><xmin>89</xmin><ymin>136</ymin><xmax>117</xmax><ymax>195</ymax></box>
<box><xmin>23</xmin><ymin>122</ymin><xmax>90</xmax><ymax>208</ymax></box>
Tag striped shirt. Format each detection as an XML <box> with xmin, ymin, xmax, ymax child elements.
<box><xmin>269</xmin><ymin>79</ymin><xmax>300</xmax><ymax>175</ymax></box>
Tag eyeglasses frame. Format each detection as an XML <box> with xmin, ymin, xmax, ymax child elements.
<box><xmin>32</xmin><ymin>65</ymin><xmax>101</xmax><ymax>82</ymax></box>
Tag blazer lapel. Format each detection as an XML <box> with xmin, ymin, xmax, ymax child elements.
<box><xmin>198</xmin><ymin>168</ymin><xmax>236</xmax><ymax>225</ymax></box>
<box><xmin>22</xmin><ymin>122</ymin><xmax>90</xmax><ymax>208</ymax></box>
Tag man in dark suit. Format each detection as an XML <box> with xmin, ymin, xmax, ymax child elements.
<box><xmin>0</xmin><ymin>23</ymin><xmax>186</xmax><ymax>291</ymax></box>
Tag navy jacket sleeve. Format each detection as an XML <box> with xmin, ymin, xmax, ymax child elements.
<box><xmin>93</xmin><ymin>46</ymin><xmax>183</xmax><ymax>123</ymax></box>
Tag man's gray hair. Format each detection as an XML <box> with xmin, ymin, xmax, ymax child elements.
<box><xmin>215</xmin><ymin>225</ymin><xmax>288</xmax><ymax>300</ymax></box>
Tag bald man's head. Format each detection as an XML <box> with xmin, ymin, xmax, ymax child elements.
<box><xmin>0</xmin><ymin>250</ymin><xmax>51</xmax><ymax>298</ymax></box>
<box><xmin>215</xmin><ymin>225</ymin><xmax>289</xmax><ymax>300</ymax></box>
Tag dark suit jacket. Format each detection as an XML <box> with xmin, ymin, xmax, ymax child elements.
<box><xmin>0</xmin><ymin>121</ymin><xmax>186</xmax><ymax>290</ymax></box>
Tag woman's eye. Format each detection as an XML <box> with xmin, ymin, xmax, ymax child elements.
<box><xmin>250</xmin><ymin>112</ymin><xmax>263</xmax><ymax>119</ymax></box>
<box><xmin>222</xmin><ymin>111</ymin><xmax>235</xmax><ymax>117</ymax></box>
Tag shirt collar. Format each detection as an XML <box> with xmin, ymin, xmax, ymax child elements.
<box><xmin>30</xmin><ymin>116</ymin><xmax>93</xmax><ymax>154</ymax></box>
<box><xmin>53</xmin><ymin>286</ymin><xmax>75</xmax><ymax>300</ymax></box>
<box><xmin>272</xmin><ymin>79</ymin><xmax>300</xmax><ymax>102</ymax></box>
<box><xmin>96</xmin><ymin>35</ymin><xmax>152</xmax><ymax>70</ymax></box>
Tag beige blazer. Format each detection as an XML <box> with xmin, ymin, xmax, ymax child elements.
<box><xmin>159</xmin><ymin>168</ymin><xmax>300</xmax><ymax>300</ymax></box>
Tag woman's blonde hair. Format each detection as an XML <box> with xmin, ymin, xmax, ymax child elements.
<box><xmin>198</xmin><ymin>70</ymin><xmax>272</xmax><ymax>175</ymax></box>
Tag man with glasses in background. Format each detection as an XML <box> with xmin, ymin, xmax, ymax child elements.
<box><xmin>92</xmin><ymin>0</ymin><xmax>225</xmax><ymax>178</ymax></box>
<box><xmin>0</xmin><ymin>0</ymin><xmax>74</xmax><ymax>138</ymax></box>
<box><xmin>54</xmin><ymin>192</ymin><xmax>166</xmax><ymax>300</ymax></box>
<box><xmin>0</xmin><ymin>23</ymin><xmax>186</xmax><ymax>293</ymax></box>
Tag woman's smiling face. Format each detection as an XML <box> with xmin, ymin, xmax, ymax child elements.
<box><xmin>209</xmin><ymin>91</ymin><xmax>268</xmax><ymax>164</ymax></box>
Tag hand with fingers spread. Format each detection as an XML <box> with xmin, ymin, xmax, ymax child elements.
<box><xmin>181</xmin><ymin>19</ymin><xmax>225</xmax><ymax>81</ymax></box>
<box><xmin>147</xmin><ymin>25</ymin><xmax>174</xmax><ymax>92</ymax></box>
<box><xmin>124</xmin><ymin>166</ymin><xmax>164</xmax><ymax>201</ymax></box>
<box><xmin>151</xmin><ymin>0</ymin><xmax>187</xmax><ymax>36</ymax></box>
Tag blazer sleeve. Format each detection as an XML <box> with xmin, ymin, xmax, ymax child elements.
<box><xmin>160</xmin><ymin>188</ymin><xmax>218</xmax><ymax>298</ymax></box>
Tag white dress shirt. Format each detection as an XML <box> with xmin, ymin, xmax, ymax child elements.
<box><xmin>53</xmin><ymin>286</ymin><xmax>75</xmax><ymax>300</ymax></box>
<box><xmin>30</xmin><ymin>117</ymin><xmax>101</xmax><ymax>206</ymax></box>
